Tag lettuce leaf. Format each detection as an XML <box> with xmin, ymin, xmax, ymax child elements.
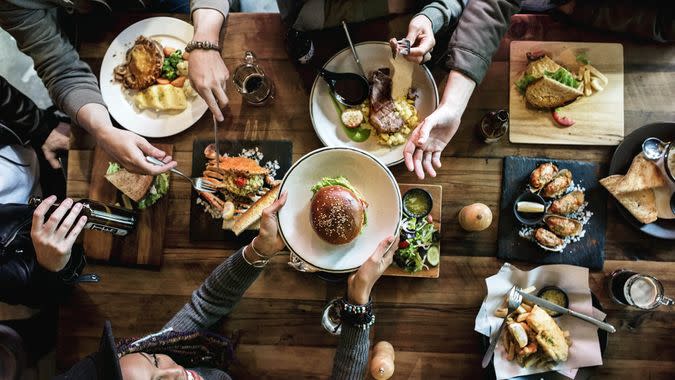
<box><xmin>516</xmin><ymin>74</ymin><xmax>537</xmax><ymax>94</ymax></box>
<box><xmin>106</xmin><ymin>162</ymin><xmax>121</xmax><ymax>175</ymax></box>
<box><xmin>544</xmin><ymin>68</ymin><xmax>580</xmax><ymax>89</ymax></box>
<box><xmin>137</xmin><ymin>172</ymin><xmax>169</xmax><ymax>209</ymax></box>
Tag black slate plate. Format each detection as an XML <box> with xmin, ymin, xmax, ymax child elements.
<box><xmin>497</xmin><ymin>157</ymin><xmax>607</xmax><ymax>270</ymax></box>
<box><xmin>608</xmin><ymin>122</ymin><xmax>675</xmax><ymax>239</ymax></box>
<box><xmin>480</xmin><ymin>293</ymin><xmax>608</xmax><ymax>380</ymax></box>
<box><xmin>189</xmin><ymin>139</ymin><xmax>293</xmax><ymax>243</ymax></box>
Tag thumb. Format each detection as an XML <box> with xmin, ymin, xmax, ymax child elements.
<box><xmin>265</xmin><ymin>190</ymin><xmax>287</xmax><ymax>215</ymax></box>
<box><xmin>44</xmin><ymin>149</ymin><xmax>61</xmax><ymax>169</ymax></box>
<box><xmin>416</xmin><ymin>117</ymin><xmax>434</xmax><ymax>145</ymax></box>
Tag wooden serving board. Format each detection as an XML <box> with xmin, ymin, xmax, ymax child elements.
<box><xmin>383</xmin><ymin>183</ymin><xmax>442</xmax><ymax>278</ymax></box>
<box><xmin>82</xmin><ymin>144</ymin><xmax>172</xmax><ymax>267</ymax></box>
<box><xmin>509</xmin><ymin>41</ymin><xmax>624</xmax><ymax>145</ymax></box>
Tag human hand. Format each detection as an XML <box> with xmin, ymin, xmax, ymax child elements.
<box><xmin>31</xmin><ymin>196</ymin><xmax>87</xmax><ymax>272</ymax></box>
<box><xmin>98</xmin><ymin>128</ymin><xmax>176</xmax><ymax>175</ymax></box>
<box><xmin>42</xmin><ymin>122</ymin><xmax>71</xmax><ymax>169</ymax></box>
<box><xmin>189</xmin><ymin>49</ymin><xmax>229</xmax><ymax>122</ymax></box>
<box><xmin>404</xmin><ymin>15</ymin><xmax>435</xmax><ymax>64</ymax></box>
<box><xmin>403</xmin><ymin>103</ymin><xmax>460</xmax><ymax>179</ymax></box>
<box><xmin>251</xmin><ymin>191</ymin><xmax>288</xmax><ymax>258</ymax></box>
<box><xmin>347</xmin><ymin>235</ymin><xmax>399</xmax><ymax>305</ymax></box>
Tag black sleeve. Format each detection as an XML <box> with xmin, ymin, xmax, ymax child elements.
<box><xmin>0</xmin><ymin>76</ymin><xmax>60</xmax><ymax>150</ymax></box>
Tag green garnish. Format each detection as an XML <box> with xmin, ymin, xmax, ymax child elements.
<box><xmin>137</xmin><ymin>172</ymin><xmax>169</xmax><ymax>209</ymax></box>
<box><xmin>106</xmin><ymin>162</ymin><xmax>121</xmax><ymax>175</ymax></box>
<box><xmin>161</xmin><ymin>50</ymin><xmax>183</xmax><ymax>80</ymax></box>
<box><xmin>516</xmin><ymin>74</ymin><xmax>537</xmax><ymax>94</ymax></box>
<box><xmin>544</xmin><ymin>68</ymin><xmax>580</xmax><ymax>89</ymax></box>
<box><xmin>576</xmin><ymin>52</ymin><xmax>590</xmax><ymax>65</ymax></box>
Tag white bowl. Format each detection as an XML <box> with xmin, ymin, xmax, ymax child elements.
<box><xmin>277</xmin><ymin>147</ymin><xmax>402</xmax><ymax>272</ymax></box>
<box><xmin>309</xmin><ymin>41</ymin><xmax>439</xmax><ymax>166</ymax></box>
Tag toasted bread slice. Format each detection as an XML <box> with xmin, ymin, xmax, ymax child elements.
<box><xmin>615</xmin><ymin>154</ymin><xmax>667</xmax><ymax>194</ymax></box>
<box><xmin>526</xmin><ymin>305</ymin><xmax>569</xmax><ymax>362</ymax></box>
<box><xmin>525</xmin><ymin>75</ymin><xmax>583</xmax><ymax>109</ymax></box>
<box><xmin>229</xmin><ymin>185</ymin><xmax>280</xmax><ymax>236</ymax></box>
<box><xmin>600</xmin><ymin>175</ymin><xmax>658</xmax><ymax>224</ymax></box>
<box><xmin>525</xmin><ymin>56</ymin><xmax>562</xmax><ymax>79</ymax></box>
<box><xmin>207</xmin><ymin>156</ymin><xmax>269</xmax><ymax>176</ymax></box>
<box><xmin>105</xmin><ymin>168</ymin><xmax>153</xmax><ymax>202</ymax></box>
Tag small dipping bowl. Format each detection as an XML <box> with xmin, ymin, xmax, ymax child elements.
<box><xmin>402</xmin><ymin>188</ymin><xmax>433</xmax><ymax>218</ymax></box>
<box><xmin>537</xmin><ymin>286</ymin><xmax>569</xmax><ymax>317</ymax></box>
<box><xmin>513</xmin><ymin>192</ymin><xmax>546</xmax><ymax>225</ymax></box>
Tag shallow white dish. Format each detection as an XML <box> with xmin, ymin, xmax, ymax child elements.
<box><xmin>309</xmin><ymin>41</ymin><xmax>439</xmax><ymax>167</ymax></box>
<box><xmin>277</xmin><ymin>147</ymin><xmax>402</xmax><ymax>272</ymax></box>
<box><xmin>100</xmin><ymin>17</ymin><xmax>208</xmax><ymax>138</ymax></box>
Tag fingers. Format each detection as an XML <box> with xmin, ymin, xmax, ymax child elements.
<box><xmin>136</xmin><ymin>137</ymin><xmax>165</xmax><ymax>159</ymax></box>
<box><xmin>432</xmin><ymin>151</ymin><xmax>442</xmax><ymax>169</ymax></box>
<box><xmin>44</xmin><ymin>198</ymin><xmax>73</xmax><ymax>233</ymax></box>
<box><xmin>44</xmin><ymin>150</ymin><xmax>62</xmax><ymax>169</ymax></box>
<box><xmin>416</xmin><ymin>118</ymin><xmax>433</xmax><ymax>145</ymax></box>
<box><xmin>136</xmin><ymin>139</ymin><xmax>177</xmax><ymax>175</ymax></box>
<box><xmin>371</xmin><ymin>235</ymin><xmax>396</xmax><ymax>262</ymax></box>
<box><xmin>214</xmin><ymin>83</ymin><xmax>229</xmax><ymax>110</ymax></box>
<box><xmin>203</xmin><ymin>89</ymin><xmax>224</xmax><ymax>122</ymax></box>
<box><xmin>264</xmin><ymin>191</ymin><xmax>287</xmax><ymax>216</ymax></box>
<box><xmin>403</xmin><ymin>138</ymin><xmax>416</xmax><ymax>172</ymax></box>
<box><xmin>381</xmin><ymin>235</ymin><xmax>400</xmax><ymax>265</ymax></box>
<box><xmin>409</xmin><ymin>36</ymin><xmax>435</xmax><ymax>58</ymax></box>
<box><xmin>57</xmin><ymin>202</ymin><xmax>83</xmax><ymax>238</ymax></box>
<box><xmin>413</xmin><ymin>149</ymin><xmax>425</xmax><ymax>179</ymax></box>
<box><xmin>423</xmin><ymin>151</ymin><xmax>436</xmax><ymax>178</ymax></box>
<box><xmin>66</xmin><ymin>216</ymin><xmax>88</xmax><ymax>245</ymax></box>
<box><xmin>32</xmin><ymin>195</ymin><xmax>56</xmax><ymax>231</ymax></box>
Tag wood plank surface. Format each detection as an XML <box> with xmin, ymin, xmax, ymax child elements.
<box><xmin>509</xmin><ymin>41</ymin><xmax>624</xmax><ymax>145</ymax></box>
<box><xmin>59</xmin><ymin>12</ymin><xmax>675</xmax><ymax>380</ymax></box>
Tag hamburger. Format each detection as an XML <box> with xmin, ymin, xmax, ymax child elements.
<box><xmin>105</xmin><ymin>162</ymin><xmax>169</xmax><ymax>209</ymax></box>
<box><xmin>516</xmin><ymin>55</ymin><xmax>583</xmax><ymax>109</ymax></box>
<box><xmin>310</xmin><ymin>177</ymin><xmax>368</xmax><ymax>245</ymax></box>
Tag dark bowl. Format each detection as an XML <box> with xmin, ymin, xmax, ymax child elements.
<box><xmin>402</xmin><ymin>188</ymin><xmax>433</xmax><ymax>218</ymax></box>
<box><xmin>537</xmin><ymin>286</ymin><xmax>569</xmax><ymax>318</ymax></box>
<box><xmin>513</xmin><ymin>192</ymin><xmax>546</xmax><ymax>225</ymax></box>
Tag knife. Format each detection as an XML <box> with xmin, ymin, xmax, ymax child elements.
<box><xmin>518</xmin><ymin>290</ymin><xmax>616</xmax><ymax>333</ymax></box>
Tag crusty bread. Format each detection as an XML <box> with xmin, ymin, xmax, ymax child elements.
<box><xmin>600</xmin><ymin>175</ymin><xmax>658</xmax><ymax>224</ymax></box>
<box><xmin>525</xmin><ymin>76</ymin><xmax>583</xmax><ymax>109</ymax></box>
<box><xmin>525</xmin><ymin>56</ymin><xmax>562</xmax><ymax>79</ymax></box>
<box><xmin>229</xmin><ymin>185</ymin><xmax>280</xmax><ymax>236</ymax></box>
<box><xmin>526</xmin><ymin>306</ymin><xmax>569</xmax><ymax>362</ymax></box>
<box><xmin>614</xmin><ymin>154</ymin><xmax>667</xmax><ymax>194</ymax></box>
<box><xmin>105</xmin><ymin>168</ymin><xmax>153</xmax><ymax>202</ymax></box>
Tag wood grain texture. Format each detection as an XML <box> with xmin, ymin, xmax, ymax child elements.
<box><xmin>509</xmin><ymin>41</ymin><xmax>624</xmax><ymax>145</ymax></box>
<box><xmin>59</xmin><ymin>12</ymin><xmax>675</xmax><ymax>379</ymax></box>
<box><xmin>383</xmin><ymin>184</ymin><xmax>442</xmax><ymax>278</ymax></box>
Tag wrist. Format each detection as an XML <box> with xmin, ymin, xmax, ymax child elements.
<box><xmin>251</xmin><ymin>236</ymin><xmax>278</xmax><ymax>259</ymax></box>
<box><xmin>348</xmin><ymin>286</ymin><xmax>371</xmax><ymax>305</ymax></box>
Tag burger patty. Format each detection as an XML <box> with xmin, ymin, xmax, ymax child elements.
<box><xmin>310</xmin><ymin>185</ymin><xmax>365</xmax><ymax>245</ymax></box>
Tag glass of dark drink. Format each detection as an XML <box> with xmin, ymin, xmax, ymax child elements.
<box><xmin>232</xmin><ymin>51</ymin><xmax>274</xmax><ymax>106</ymax></box>
<box><xmin>607</xmin><ymin>269</ymin><xmax>673</xmax><ymax>309</ymax></box>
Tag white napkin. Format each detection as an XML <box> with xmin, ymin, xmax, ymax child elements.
<box><xmin>475</xmin><ymin>263</ymin><xmax>604</xmax><ymax>379</ymax></box>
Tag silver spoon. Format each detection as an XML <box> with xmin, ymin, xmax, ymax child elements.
<box><xmin>642</xmin><ymin>137</ymin><xmax>669</xmax><ymax>161</ymax></box>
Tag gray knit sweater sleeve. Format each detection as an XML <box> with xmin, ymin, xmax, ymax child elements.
<box><xmin>332</xmin><ymin>324</ymin><xmax>371</xmax><ymax>380</ymax></box>
<box><xmin>163</xmin><ymin>248</ymin><xmax>262</xmax><ymax>331</ymax></box>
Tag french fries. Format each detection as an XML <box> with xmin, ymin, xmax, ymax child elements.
<box><xmin>577</xmin><ymin>64</ymin><xmax>607</xmax><ymax>97</ymax></box>
<box><xmin>493</xmin><ymin>286</ymin><xmax>571</xmax><ymax>369</ymax></box>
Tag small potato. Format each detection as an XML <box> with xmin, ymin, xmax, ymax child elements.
<box><xmin>516</xmin><ymin>306</ymin><xmax>527</xmax><ymax>314</ymax></box>
<box><xmin>521</xmin><ymin>303</ymin><xmax>533</xmax><ymax>312</ymax></box>
<box><xmin>588</xmin><ymin>65</ymin><xmax>608</xmax><ymax>85</ymax></box>
<box><xmin>516</xmin><ymin>313</ymin><xmax>530</xmax><ymax>322</ymax></box>
<box><xmin>495</xmin><ymin>308</ymin><xmax>508</xmax><ymax>318</ymax></box>
<box><xmin>590</xmin><ymin>77</ymin><xmax>604</xmax><ymax>92</ymax></box>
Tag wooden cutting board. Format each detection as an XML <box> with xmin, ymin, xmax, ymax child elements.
<box><xmin>383</xmin><ymin>183</ymin><xmax>441</xmax><ymax>278</ymax></box>
<box><xmin>509</xmin><ymin>41</ymin><xmax>624</xmax><ymax>145</ymax></box>
<box><xmin>83</xmin><ymin>144</ymin><xmax>172</xmax><ymax>267</ymax></box>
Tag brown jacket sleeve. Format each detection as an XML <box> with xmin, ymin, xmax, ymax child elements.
<box><xmin>444</xmin><ymin>0</ymin><xmax>522</xmax><ymax>84</ymax></box>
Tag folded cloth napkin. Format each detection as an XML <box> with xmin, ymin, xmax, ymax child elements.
<box><xmin>475</xmin><ymin>263</ymin><xmax>604</xmax><ymax>379</ymax></box>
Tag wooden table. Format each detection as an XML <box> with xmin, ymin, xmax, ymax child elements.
<box><xmin>60</xmin><ymin>12</ymin><xmax>675</xmax><ymax>378</ymax></box>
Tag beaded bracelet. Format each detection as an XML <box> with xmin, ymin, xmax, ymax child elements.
<box><xmin>339</xmin><ymin>298</ymin><xmax>375</xmax><ymax>330</ymax></box>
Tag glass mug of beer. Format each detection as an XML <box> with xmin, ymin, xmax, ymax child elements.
<box><xmin>607</xmin><ymin>269</ymin><xmax>673</xmax><ymax>310</ymax></box>
<box><xmin>232</xmin><ymin>51</ymin><xmax>274</xmax><ymax>106</ymax></box>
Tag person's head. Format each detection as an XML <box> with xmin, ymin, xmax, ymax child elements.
<box><xmin>119</xmin><ymin>352</ymin><xmax>203</xmax><ymax>380</ymax></box>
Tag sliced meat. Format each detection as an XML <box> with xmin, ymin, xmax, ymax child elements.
<box><xmin>369</xmin><ymin>69</ymin><xmax>404</xmax><ymax>134</ymax></box>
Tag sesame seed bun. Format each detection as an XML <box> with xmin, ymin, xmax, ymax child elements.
<box><xmin>310</xmin><ymin>185</ymin><xmax>366</xmax><ymax>245</ymax></box>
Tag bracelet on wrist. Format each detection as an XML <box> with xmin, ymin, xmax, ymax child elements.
<box><xmin>185</xmin><ymin>40</ymin><xmax>221</xmax><ymax>52</ymax></box>
<box><xmin>250</xmin><ymin>236</ymin><xmax>276</xmax><ymax>260</ymax></box>
<box><xmin>242</xmin><ymin>244</ymin><xmax>268</xmax><ymax>268</ymax></box>
<box><xmin>339</xmin><ymin>297</ymin><xmax>375</xmax><ymax>330</ymax></box>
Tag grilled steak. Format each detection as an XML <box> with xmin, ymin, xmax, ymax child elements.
<box><xmin>369</xmin><ymin>69</ymin><xmax>404</xmax><ymax>134</ymax></box>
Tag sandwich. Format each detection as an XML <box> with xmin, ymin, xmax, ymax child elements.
<box><xmin>600</xmin><ymin>174</ymin><xmax>658</xmax><ymax>224</ymax></box>
<box><xmin>526</xmin><ymin>305</ymin><xmax>569</xmax><ymax>363</ymax></box>
<box><xmin>516</xmin><ymin>55</ymin><xmax>583</xmax><ymax>109</ymax></box>
<box><xmin>310</xmin><ymin>177</ymin><xmax>368</xmax><ymax>245</ymax></box>
<box><xmin>105</xmin><ymin>163</ymin><xmax>169</xmax><ymax>209</ymax></box>
<box><xmin>204</xmin><ymin>156</ymin><xmax>269</xmax><ymax>198</ymax></box>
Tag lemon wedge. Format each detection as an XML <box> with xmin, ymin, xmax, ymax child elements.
<box><xmin>517</xmin><ymin>201</ymin><xmax>545</xmax><ymax>213</ymax></box>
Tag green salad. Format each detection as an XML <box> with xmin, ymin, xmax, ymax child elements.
<box><xmin>544</xmin><ymin>68</ymin><xmax>580</xmax><ymax>89</ymax></box>
<box><xmin>394</xmin><ymin>216</ymin><xmax>440</xmax><ymax>273</ymax></box>
<box><xmin>161</xmin><ymin>50</ymin><xmax>184</xmax><ymax>80</ymax></box>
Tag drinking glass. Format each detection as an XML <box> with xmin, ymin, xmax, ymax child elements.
<box><xmin>607</xmin><ymin>269</ymin><xmax>673</xmax><ymax>310</ymax></box>
<box><xmin>232</xmin><ymin>51</ymin><xmax>274</xmax><ymax>106</ymax></box>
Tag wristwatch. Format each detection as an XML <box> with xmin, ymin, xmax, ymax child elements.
<box><xmin>185</xmin><ymin>40</ymin><xmax>221</xmax><ymax>52</ymax></box>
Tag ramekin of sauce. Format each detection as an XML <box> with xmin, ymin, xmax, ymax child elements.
<box><xmin>402</xmin><ymin>188</ymin><xmax>433</xmax><ymax>218</ymax></box>
<box><xmin>537</xmin><ymin>286</ymin><xmax>569</xmax><ymax>317</ymax></box>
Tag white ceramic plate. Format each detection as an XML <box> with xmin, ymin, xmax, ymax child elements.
<box><xmin>100</xmin><ymin>17</ymin><xmax>208</xmax><ymax>138</ymax></box>
<box><xmin>278</xmin><ymin>147</ymin><xmax>402</xmax><ymax>272</ymax></box>
<box><xmin>310</xmin><ymin>42</ymin><xmax>439</xmax><ymax>167</ymax></box>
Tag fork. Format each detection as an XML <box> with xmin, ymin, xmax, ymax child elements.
<box><xmin>481</xmin><ymin>286</ymin><xmax>522</xmax><ymax>368</ymax></box>
<box><xmin>145</xmin><ymin>156</ymin><xmax>216</xmax><ymax>193</ymax></box>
